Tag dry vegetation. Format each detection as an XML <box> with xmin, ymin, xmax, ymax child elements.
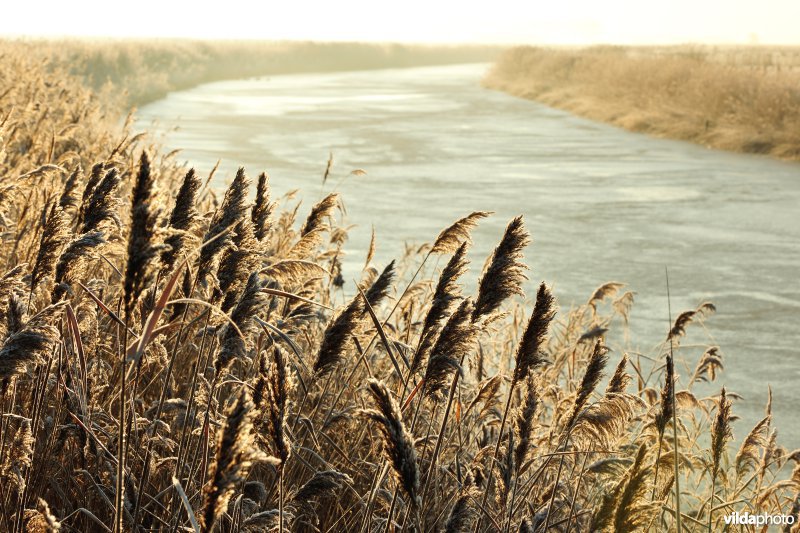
<box><xmin>9</xmin><ymin>38</ymin><xmax>499</xmax><ymax>107</ymax></box>
<box><xmin>1</xmin><ymin>40</ymin><xmax>799</xmax><ymax>532</ymax></box>
<box><xmin>484</xmin><ymin>45</ymin><xmax>800</xmax><ymax>161</ymax></box>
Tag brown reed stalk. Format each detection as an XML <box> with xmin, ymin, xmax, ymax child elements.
<box><xmin>216</xmin><ymin>218</ymin><xmax>259</xmax><ymax>313</ymax></box>
<box><xmin>58</xmin><ymin>164</ymin><xmax>82</xmax><ymax>212</ymax></box>
<box><xmin>79</xmin><ymin>166</ymin><xmax>121</xmax><ymax>234</ymax></box>
<box><xmin>709</xmin><ymin>387</ymin><xmax>732</xmax><ymax>532</ymax></box>
<box><xmin>360</xmin><ymin>379</ymin><xmax>420</xmax><ymax>507</ymax></box>
<box><xmin>251</xmin><ymin>171</ymin><xmax>274</xmax><ymax>241</ymax></box>
<box><xmin>30</xmin><ymin>202</ymin><xmax>68</xmax><ymax>297</ymax></box>
<box><xmin>430</xmin><ymin>211</ymin><xmax>491</xmax><ymax>254</ymax></box>
<box><xmin>444</xmin><ymin>474</ymin><xmax>479</xmax><ymax>533</ymax></box>
<box><xmin>301</xmin><ymin>192</ymin><xmax>339</xmax><ymax>236</ymax></box>
<box><xmin>652</xmin><ymin>353</ymin><xmax>675</xmax><ymax>499</ymax></box>
<box><xmin>51</xmin><ymin>231</ymin><xmax>105</xmax><ymax>303</ymax></box>
<box><xmin>200</xmin><ymin>388</ymin><xmax>261</xmax><ymax>532</ymax></box>
<box><xmin>472</xmin><ymin>216</ymin><xmax>529</xmax><ymax>323</ymax></box>
<box><xmin>476</xmin><ymin>282</ymin><xmax>554</xmax><ymax>532</ymax></box>
<box><xmin>423</xmin><ymin>298</ymin><xmax>476</xmax><ymax>401</ymax></box>
<box><xmin>161</xmin><ymin>168</ymin><xmax>201</xmax><ymax>274</ymax></box>
<box><xmin>412</xmin><ymin>242</ymin><xmax>469</xmax><ymax>377</ymax></box>
<box><xmin>542</xmin><ymin>341</ymin><xmax>607</xmax><ymax>530</ymax></box>
<box><xmin>124</xmin><ymin>152</ymin><xmax>160</xmax><ymax>316</ymax></box>
<box><xmin>197</xmin><ymin>167</ymin><xmax>250</xmax><ymax>287</ymax></box>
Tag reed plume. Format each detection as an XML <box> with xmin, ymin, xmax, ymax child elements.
<box><xmin>514</xmin><ymin>375</ymin><xmax>539</xmax><ymax>469</ymax></box>
<box><xmin>51</xmin><ymin>231</ymin><xmax>105</xmax><ymax>302</ymax></box>
<box><xmin>711</xmin><ymin>387</ymin><xmax>733</xmax><ymax>483</ymax></box>
<box><xmin>363</xmin><ymin>260</ymin><xmax>395</xmax><ymax>308</ymax></box>
<box><xmin>735</xmin><ymin>414</ymin><xmax>770</xmax><ymax>477</ymax></box>
<box><xmin>293</xmin><ymin>470</ymin><xmax>353</xmax><ymax>503</ymax></box>
<box><xmin>301</xmin><ymin>192</ymin><xmax>339</xmax><ymax>236</ymax></box>
<box><xmin>59</xmin><ymin>164</ymin><xmax>82</xmax><ymax>211</ymax></box>
<box><xmin>360</xmin><ymin>378</ymin><xmax>420</xmax><ymax>506</ymax></box>
<box><xmin>161</xmin><ymin>167</ymin><xmax>201</xmax><ymax>273</ymax></box>
<box><xmin>430</xmin><ymin>211</ymin><xmax>491</xmax><ymax>254</ymax></box>
<box><xmin>200</xmin><ymin>388</ymin><xmax>259</xmax><ymax>532</ymax></box>
<box><xmin>124</xmin><ymin>151</ymin><xmax>161</xmax><ymax>314</ymax></box>
<box><xmin>588</xmin><ymin>282</ymin><xmax>625</xmax><ymax>309</ymax></box>
<box><xmin>691</xmin><ymin>346</ymin><xmax>723</xmax><ymax>384</ymax></box>
<box><xmin>472</xmin><ymin>216</ymin><xmax>529</xmax><ymax>322</ymax></box>
<box><xmin>79</xmin><ymin>166</ymin><xmax>121</xmax><ymax>233</ymax></box>
<box><xmin>215</xmin><ymin>272</ymin><xmax>265</xmax><ymax>376</ymax></box>
<box><xmin>423</xmin><ymin>298</ymin><xmax>476</xmax><ymax>400</ymax></box>
<box><xmin>654</xmin><ymin>354</ymin><xmax>675</xmax><ymax>439</ymax></box>
<box><xmin>668</xmin><ymin>302</ymin><xmax>716</xmax><ymax>340</ymax></box>
<box><xmin>0</xmin><ymin>303</ymin><xmax>62</xmax><ymax>379</ymax></box>
<box><xmin>708</xmin><ymin>387</ymin><xmax>732</xmax><ymax>531</ymax></box>
<box><xmin>412</xmin><ymin>241</ymin><xmax>468</xmax><ymax>376</ymax></box>
<box><xmin>612</xmin><ymin>444</ymin><xmax>652</xmax><ymax>532</ymax></box>
<box><xmin>22</xmin><ymin>498</ymin><xmax>61</xmax><ymax>532</ymax></box>
<box><xmin>254</xmin><ymin>346</ymin><xmax>292</xmax><ymax>465</ymax></box>
<box><xmin>0</xmin><ymin>266</ymin><xmax>26</xmax><ymax>340</ymax></box>
<box><xmin>30</xmin><ymin>202</ymin><xmax>69</xmax><ymax>295</ymax></box>
<box><xmin>251</xmin><ymin>171</ymin><xmax>274</xmax><ymax>241</ymax></box>
<box><xmin>313</xmin><ymin>265</ymin><xmax>393</xmax><ymax>376</ymax></box>
<box><xmin>217</xmin><ymin>218</ymin><xmax>259</xmax><ymax>313</ymax></box>
<box><xmin>606</xmin><ymin>354</ymin><xmax>631</xmax><ymax>395</ymax></box>
<box><xmin>198</xmin><ymin>167</ymin><xmax>250</xmax><ymax>287</ymax></box>
<box><xmin>77</xmin><ymin>162</ymin><xmax>104</xmax><ymax>227</ymax></box>
<box><xmin>444</xmin><ymin>474</ymin><xmax>479</xmax><ymax>533</ymax></box>
<box><xmin>565</xmin><ymin>340</ymin><xmax>608</xmax><ymax>429</ymax></box>
<box><xmin>512</xmin><ymin>282</ymin><xmax>555</xmax><ymax>384</ymax></box>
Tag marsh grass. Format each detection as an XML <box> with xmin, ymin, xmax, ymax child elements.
<box><xmin>0</xmin><ymin>41</ymin><xmax>798</xmax><ymax>532</ymax></box>
<box><xmin>484</xmin><ymin>45</ymin><xmax>800</xmax><ymax>161</ymax></box>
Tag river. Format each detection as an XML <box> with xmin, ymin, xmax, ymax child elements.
<box><xmin>136</xmin><ymin>63</ymin><xmax>800</xmax><ymax>444</ymax></box>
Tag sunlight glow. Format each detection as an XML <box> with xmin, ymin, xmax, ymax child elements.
<box><xmin>2</xmin><ymin>0</ymin><xmax>798</xmax><ymax>44</ymax></box>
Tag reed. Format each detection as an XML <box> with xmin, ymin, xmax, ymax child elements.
<box><xmin>0</xmin><ymin>38</ymin><xmax>796</xmax><ymax>533</ymax></box>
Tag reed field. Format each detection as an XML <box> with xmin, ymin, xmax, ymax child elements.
<box><xmin>484</xmin><ymin>45</ymin><xmax>800</xmax><ymax>161</ymax></box>
<box><xmin>1</xmin><ymin>39</ymin><xmax>799</xmax><ymax>532</ymax></box>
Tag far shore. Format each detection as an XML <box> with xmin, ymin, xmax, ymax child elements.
<box><xmin>484</xmin><ymin>45</ymin><xmax>800</xmax><ymax>162</ymax></box>
<box><xmin>1</xmin><ymin>38</ymin><xmax>501</xmax><ymax>109</ymax></box>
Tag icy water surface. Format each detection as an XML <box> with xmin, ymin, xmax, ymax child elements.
<box><xmin>137</xmin><ymin>63</ymin><xmax>800</xmax><ymax>443</ymax></box>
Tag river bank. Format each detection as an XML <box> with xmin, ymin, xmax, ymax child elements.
<box><xmin>3</xmin><ymin>38</ymin><xmax>500</xmax><ymax>108</ymax></box>
<box><xmin>2</xmin><ymin>41</ymin><xmax>799</xmax><ymax>532</ymax></box>
<box><xmin>484</xmin><ymin>45</ymin><xmax>800</xmax><ymax>161</ymax></box>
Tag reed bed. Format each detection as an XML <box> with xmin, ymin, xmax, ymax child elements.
<box><xmin>1</xmin><ymin>41</ymin><xmax>799</xmax><ymax>532</ymax></box>
<box><xmin>484</xmin><ymin>45</ymin><xmax>800</xmax><ymax>161</ymax></box>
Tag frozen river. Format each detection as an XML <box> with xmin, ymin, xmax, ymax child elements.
<box><xmin>137</xmin><ymin>63</ymin><xmax>800</xmax><ymax>444</ymax></box>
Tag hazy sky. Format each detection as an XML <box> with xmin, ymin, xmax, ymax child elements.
<box><xmin>2</xmin><ymin>0</ymin><xmax>799</xmax><ymax>45</ymax></box>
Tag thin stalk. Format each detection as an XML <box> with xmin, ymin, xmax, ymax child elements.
<box><xmin>667</xmin><ymin>268</ymin><xmax>683</xmax><ymax>533</ymax></box>
<box><xmin>420</xmin><ymin>367</ymin><xmax>461</xmax><ymax>505</ymax></box>
<box><xmin>132</xmin><ymin>272</ymin><xmax>198</xmax><ymax>525</ymax></box>
<box><xmin>279</xmin><ymin>466</ymin><xmax>285</xmax><ymax>533</ymax></box>
<box><xmin>652</xmin><ymin>434</ymin><xmax>664</xmax><ymax>500</ymax></box>
<box><xmin>114</xmin><ymin>314</ymin><xmax>130</xmax><ymax>533</ymax></box>
<box><xmin>474</xmin><ymin>378</ymin><xmax>516</xmax><ymax>533</ymax></box>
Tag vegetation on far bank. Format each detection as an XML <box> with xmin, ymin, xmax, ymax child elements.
<box><xmin>0</xmin><ymin>40</ymin><xmax>798</xmax><ymax>532</ymax></box>
<box><xmin>7</xmin><ymin>38</ymin><xmax>500</xmax><ymax>108</ymax></box>
<box><xmin>484</xmin><ymin>45</ymin><xmax>800</xmax><ymax>161</ymax></box>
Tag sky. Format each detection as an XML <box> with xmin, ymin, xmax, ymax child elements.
<box><xmin>2</xmin><ymin>0</ymin><xmax>799</xmax><ymax>45</ymax></box>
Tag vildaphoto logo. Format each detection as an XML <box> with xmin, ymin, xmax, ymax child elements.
<box><xmin>724</xmin><ymin>511</ymin><xmax>796</xmax><ymax>526</ymax></box>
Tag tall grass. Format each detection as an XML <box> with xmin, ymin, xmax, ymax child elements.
<box><xmin>0</xmin><ymin>41</ymin><xmax>798</xmax><ymax>532</ymax></box>
<box><xmin>484</xmin><ymin>45</ymin><xmax>800</xmax><ymax>161</ymax></box>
